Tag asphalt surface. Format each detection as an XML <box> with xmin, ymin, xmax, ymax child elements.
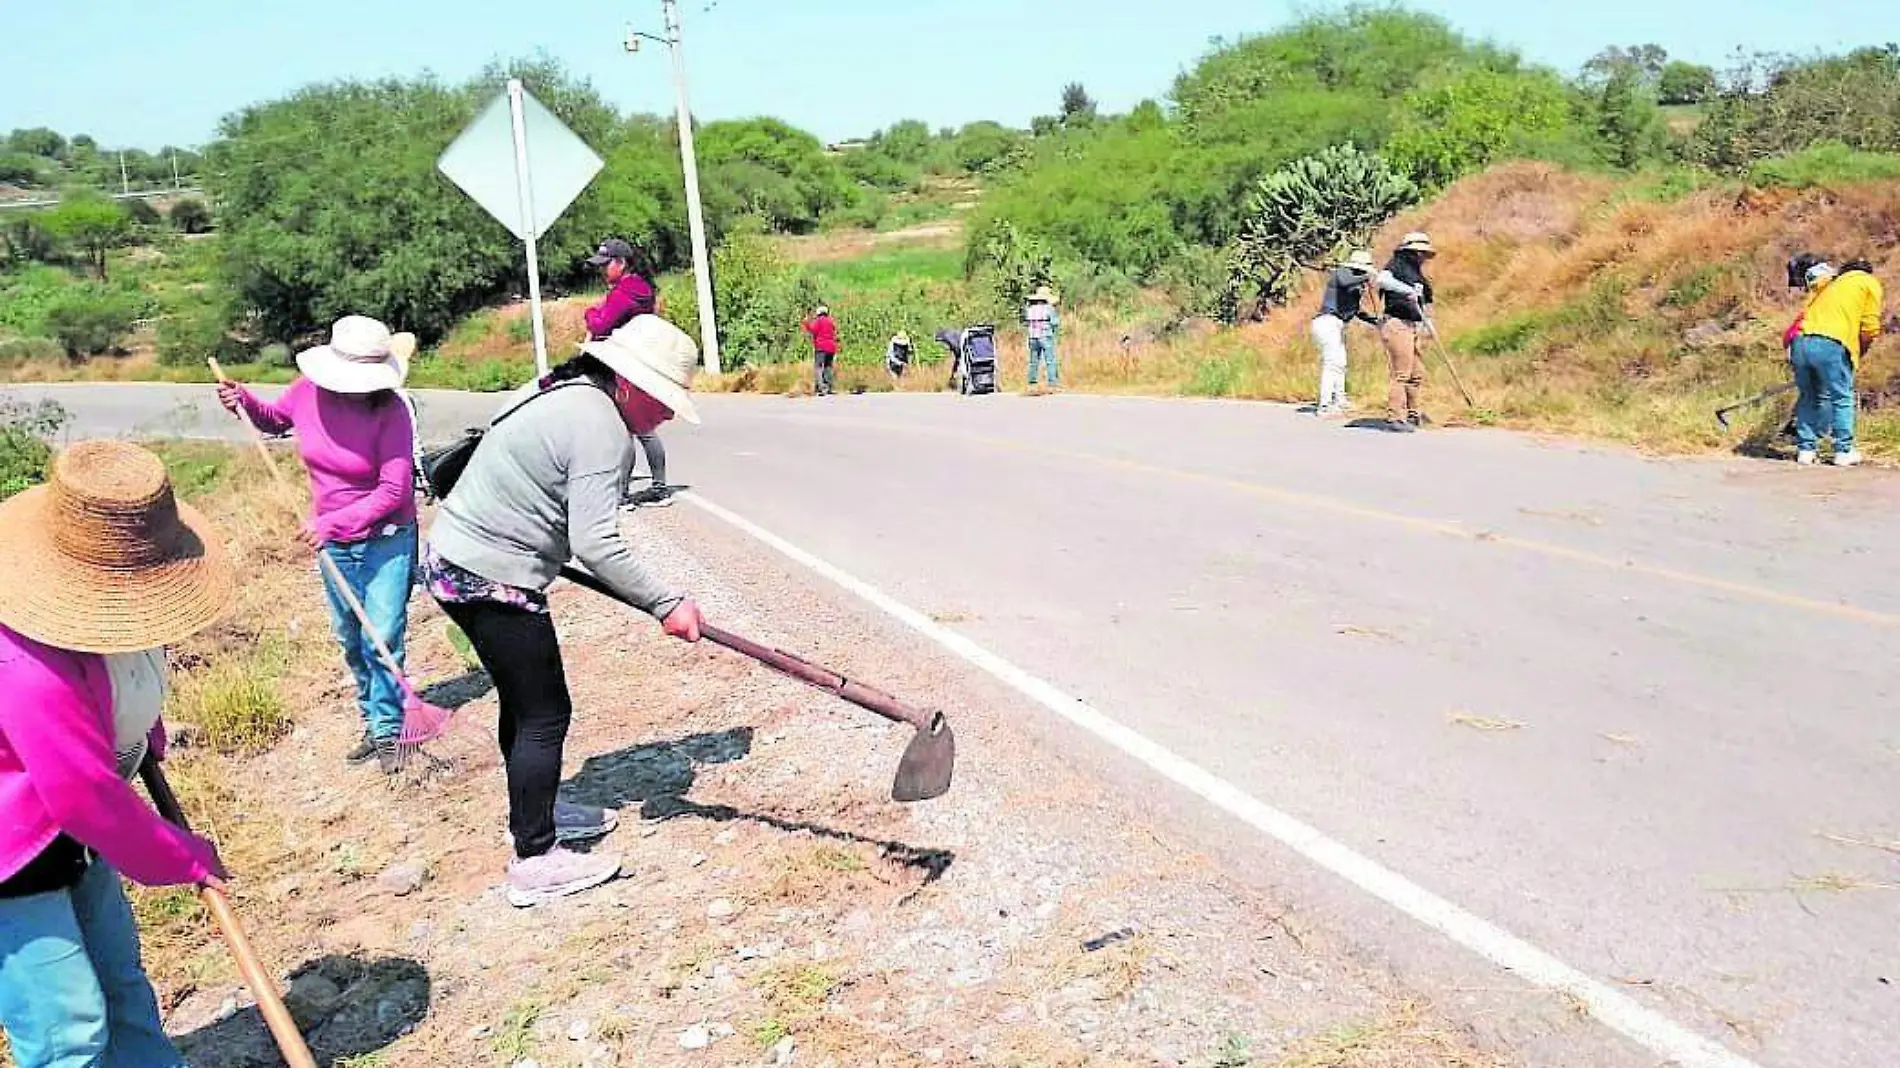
<box><xmin>16</xmin><ymin>382</ymin><xmax>1900</xmax><ymax>1067</ymax></box>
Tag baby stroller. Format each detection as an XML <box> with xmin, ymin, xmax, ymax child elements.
<box><xmin>934</xmin><ymin>325</ymin><xmax>998</xmax><ymax>395</ymax></box>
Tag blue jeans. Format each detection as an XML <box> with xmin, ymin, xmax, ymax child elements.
<box><xmin>0</xmin><ymin>862</ymin><xmax>186</xmax><ymax>1068</ymax></box>
<box><xmin>1790</xmin><ymin>334</ymin><xmax>1856</xmax><ymax>453</ymax></box>
<box><xmin>1027</xmin><ymin>337</ymin><xmax>1059</xmax><ymax>386</ymax></box>
<box><xmin>319</xmin><ymin>522</ymin><xmax>417</xmax><ymax>741</ymax></box>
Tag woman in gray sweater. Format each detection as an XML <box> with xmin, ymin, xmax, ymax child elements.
<box><xmin>424</xmin><ymin>316</ymin><xmax>704</xmax><ymax>907</ymax></box>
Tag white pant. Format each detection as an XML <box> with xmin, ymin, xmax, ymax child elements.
<box><xmin>1311</xmin><ymin>315</ymin><xmax>1349</xmax><ymax>410</ymax></box>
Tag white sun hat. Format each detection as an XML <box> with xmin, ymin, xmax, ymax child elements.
<box><xmin>581</xmin><ymin>314</ymin><xmax>703</xmax><ymax>424</ymax></box>
<box><xmin>296</xmin><ymin>315</ymin><xmax>416</xmax><ymax>395</ymax></box>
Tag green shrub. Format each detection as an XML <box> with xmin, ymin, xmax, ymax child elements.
<box><xmin>0</xmin><ymin>337</ymin><xmax>62</xmax><ymax>365</ymax></box>
<box><xmin>0</xmin><ymin>396</ymin><xmax>69</xmax><ymax>501</ymax></box>
<box><xmin>1746</xmin><ymin>142</ymin><xmax>1900</xmax><ymax>189</ymax></box>
<box><xmin>1228</xmin><ymin>144</ymin><xmax>1418</xmax><ymax>312</ymax></box>
<box><xmin>157</xmin><ymin>301</ymin><xmax>248</xmax><ymax>367</ymax></box>
<box><xmin>1187</xmin><ymin>356</ymin><xmax>1244</xmax><ymax>397</ymax></box>
<box><xmin>1156</xmin><ymin>246</ymin><xmax>1231</xmax><ymax>318</ymax></box>
<box><xmin>0</xmin><ymin>264</ymin><xmax>78</xmax><ymax>334</ymax></box>
<box><xmin>43</xmin><ymin>286</ymin><xmax>140</xmax><ymax>358</ymax></box>
<box><xmin>1459</xmin><ymin>313</ymin><xmax>1546</xmax><ymax>355</ymax></box>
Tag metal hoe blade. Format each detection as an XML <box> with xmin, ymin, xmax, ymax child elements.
<box><xmin>893</xmin><ymin>711</ymin><xmax>956</xmax><ymax>802</ymax></box>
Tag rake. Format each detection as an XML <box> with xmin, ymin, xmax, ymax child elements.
<box><xmin>207</xmin><ymin>359</ymin><xmax>455</xmax><ymax>751</ymax></box>
<box><xmin>558</xmin><ymin>565</ymin><xmax>956</xmax><ymax>802</ymax></box>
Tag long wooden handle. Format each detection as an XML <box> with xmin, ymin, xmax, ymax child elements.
<box><xmin>140</xmin><ymin>760</ymin><xmax>318</xmax><ymax>1068</ymax></box>
<box><xmin>210</xmin><ymin>359</ymin><xmax>408</xmax><ymax>682</ymax></box>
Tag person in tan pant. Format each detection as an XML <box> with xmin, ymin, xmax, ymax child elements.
<box><xmin>1375</xmin><ymin>232</ymin><xmax>1438</xmax><ymax>432</ymax></box>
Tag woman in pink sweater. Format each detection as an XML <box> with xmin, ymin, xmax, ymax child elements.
<box><xmin>0</xmin><ymin>440</ymin><xmax>233</xmax><ymax>1068</ymax></box>
<box><xmin>219</xmin><ymin>315</ymin><xmax>419</xmax><ymax>773</ymax></box>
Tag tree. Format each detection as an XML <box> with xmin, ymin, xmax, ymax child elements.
<box><xmin>1596</xmin><ymin>68</ymin><xmax>1665</xmax><ymax>168</ymax></box>
<box><xmin>1657</xmin><ymin>60</ymin><xmax>1717</xmax><ymax>105</ymax></box>
<box><xmin>207</xmin><ymin>60</ymin><xmax>627</xmax><ymax>343</ymax></box>
<box><xmin>1384</xmin><ymin>68</ymin><xmax>1576</xmax><ymax>187</ymax></box>
<box><xmin>1226</xmin><ymin>144</ymin><xmax>1417</xmax><ymax>315</ymax></box>
<box><xmin>43</xmin><ymin>287</ymin><xmax>140</xmax><ymax>359</ymax></box>
<box><xmin>1060</xmin><ymin>83</ymin><xmax>1099</xmax><ymax>128</ymax></box>
<box><xmin>169</xmin><ymin>198</ymin><xmax>213</xmax><ymax>234</ymax></box>
<box><xmin>7</xmin><ymin>128</ymin><xmax>64</xmax><ymax>159</ymax></box>
<box><xmin>872</xmin><ymin>119</ymin><xmax>934</xmax><ymax>165</ymax></box>
<box><xmin>0</xmin><ymin>152</ymin><xmax>40</xmax><ymax>185</ymax></box>
<box><xmin>43</xmin><ymin>194</ymin><xmax>133</xmax><ymax>280</ymax></box>
<box><xmin>1584</xmin><ymin>44</ymin><xmax>1669</xmax><ymax>86</ymax></box>
<box><xmin>951</xmin><ymin>121</ymin><xmax>1023</xmax><ymax>173</ymax></box>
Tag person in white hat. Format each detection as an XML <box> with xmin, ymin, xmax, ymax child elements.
<box><xmin>216</xmin><ymin>314</ymin><xmax>420</xmax><ymax>773</ymax></box>
<box><xmin>885</xmin><ymin>331</ymin><xmax>913</xmax><ymax>388</ymax></box>
<box><xmin>1023</xmin><ymin>285</ymin><xmax>1062</xmax><ymax>391</ymax></box>
<box><xmin>801</xmin><ymin>304</ymin><xmax>840</xmax><ymax>396</ymax></box>
<box><xmin>1310</xmin><ymin>249</ymin><xmax>1380</xmax><ymax>416</ymax></box>
<box><xmin>422</xmin><ymin>314</ymin><xmax>706</xmax><ymax>907</ymax></box>
<box><xmin>1375</xmin><ymin>232</ymin><xmax>1439</xmax><ymax>432</ymax></box>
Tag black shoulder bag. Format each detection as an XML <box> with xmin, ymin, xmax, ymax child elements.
<box><xmin>419</xmin><ymin>382</ymin><xmax>598</xmax><ymax>500</ymax></box>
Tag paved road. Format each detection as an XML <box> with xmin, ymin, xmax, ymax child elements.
<box><xmin>18</xmin><ymin>383</ymin><xmax>1900</xmax><ymax>1066</ymax></box>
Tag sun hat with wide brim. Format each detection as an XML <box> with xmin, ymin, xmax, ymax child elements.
<box><xmin>892</xmin><ymin>332</ymin><xmax>912</xmax><ymax>346</ymax></box>
<box><xmin>1397</xmin><ymin>232</ymin><xmax>1437</xmax><ymax>257</ymax></box>
<box><xmin>1340</xmin><ymin>249</ymin><xmax>1376</xmax><ymax>272</ymax></box>
<box><xmin>1029</xmin><ymin>285</ymin><xmax>1058</xmax><ymax>304</ymax></box>
<box><xmin>0</xmin><ymin>440</ymin><xmax>234</xmax><ymax>654</ymax></box>
<box><xmin>296</xmin><ymin>315</ymin><xmax>417</xmax><ymax>395</ymax></box>
<box><xmin>581</xmin><ymin>314</ymin><xmax>703</xmax><ymax>425</ymax></box>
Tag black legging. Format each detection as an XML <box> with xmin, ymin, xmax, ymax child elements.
<box><xmin>438</xmin><ymin>598</ymin><xmax>570</xmax><ymax>859</ymax></box>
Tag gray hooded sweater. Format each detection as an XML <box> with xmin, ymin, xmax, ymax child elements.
<box><xmin>427</xmin><ymin>383</ymin><xmax>681</xmax><ymax>619</ymax></box>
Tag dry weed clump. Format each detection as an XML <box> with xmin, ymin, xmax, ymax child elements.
<box><xmin>1270</xmin><ymin>1000</ymin><xmax>1502</xmax><ymax>1068</ymax></box>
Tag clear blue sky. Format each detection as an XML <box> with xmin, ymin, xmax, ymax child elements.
<box><xmin>4</xmin><ymin>0</ymin><xmax>1883</xmax><ymax>150</ymax></box>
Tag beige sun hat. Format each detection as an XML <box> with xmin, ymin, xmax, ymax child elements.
<box><xmin>892</xmin><ymin>331</ymin><xmax>911</xmax><ymax>346</ymax></box>
<box><xmin>1397</xmin><ymin>232</ymin><xmax>1437</xmax><ymax>257</ymax></box>
<box><xmin>1341</xmin><ymin>249</ymin><xmax>1376</xmax><ymax>272</ymax></box>
<box><xmin>296</xmin><ymin>315</ymin><xmax>417</xmax><ymax>395</ymax></box>
<box><xmin>581</xmin><ymin>314</ymin><xmax>703</xmax><ymax>424</ymax></box>
<box><xmin>0</xmin><ymin>440</ymin><xmax>234</xmax><ymax>654</ymax></box>
<box><xmin>1029</xmin><ymin>284</ymin><xmax>1057</xmax><ymax>304</ymax></box>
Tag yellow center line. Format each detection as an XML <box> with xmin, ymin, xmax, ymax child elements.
<box><xmin>781</xmin><ymin>412</ymin><xmax>1898</xmax><ymax>627</ymax></box>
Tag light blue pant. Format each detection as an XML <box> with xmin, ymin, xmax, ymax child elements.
<box><xmin>1027</xmin><ymin>337</ymin><xmax>1059</xmax><ymax>386</ymax></box>
<box><xmin>1790</xmin><ymin>334</ymin><xmax>1856</xmax><ymax>453</ymax></box>
<box><xmin>0</xmin><ymin>861</ymin><xmax>186</xmax><ymax>1068</ymax></box>
<box><xmin>319</xmin><ymin>522</ymin><xmax>417</xmax><ymax>741</ymax></box>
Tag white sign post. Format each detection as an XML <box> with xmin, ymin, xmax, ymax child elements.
<box><xmin>438</xmin><ymin>79</ymin><xmax>603</xmax><ymax>378</ymax></box>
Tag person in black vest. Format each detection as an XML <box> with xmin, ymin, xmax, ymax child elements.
<box><xmin>1375</xmin><ymin>232</ymin><xmax>1438</xmax><ymax>433</ymax></box>
<box><xmin>1310</xmin><ymin>249</ymin><xmax>1379</xmax><ymax>416</ymax></box>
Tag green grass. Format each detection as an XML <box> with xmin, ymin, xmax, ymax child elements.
<box><xmin>1748</xmin><ymin>143</ymin><xmax>1900</xmax><ymax>189</ymax></box>
<box><xmin>167</xmin><ymin>644</ymin><xmax>292</xmax><ymax>755</ymax></box>
<box><xmin>146</xmin><ymin>441</ymin><xmax>233</xmax><ymax>498</ymax></box>
<box><xmin>806</xmin><ymin>244</ymin><xmax>963</xmax><ymax>291</ymax></box>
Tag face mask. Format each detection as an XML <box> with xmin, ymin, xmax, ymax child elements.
<box><xmin>105</xmin><ymin>648</ymin><xmax>169</xmax><ymax>782</ymax></box>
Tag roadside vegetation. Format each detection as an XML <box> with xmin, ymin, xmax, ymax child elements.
<box><xmin>4</xmin><ymin>10</ymin><xmax>1897</xmax><ymax>456</ymax></box>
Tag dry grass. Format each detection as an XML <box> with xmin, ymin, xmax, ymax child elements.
<box><xmin>1270</xmin><ymin>1001</ymin><xmax>1501</xmax><ymax>1068</ymax></box>
<box><xmin>1448</xmin><ymin>712</ymin><xmax>1527</xmax><ymax>732</ymax></box>
<box><xmin>1817</xmin><ymin>831</ymin><xmax>1900</xmax><ymax>856</ymax></box>
<box><xmin>1787</xmin><ymin>872</ymin><xmax>1900</xmax><ymax>894</ymax></box>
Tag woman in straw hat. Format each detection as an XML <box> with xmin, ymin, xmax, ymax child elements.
<box><xmin>0</xmin><ymin>440</ymin><xmax>233</xmax><ymax>1068</ymax></box>
<box><xmin>217</xmin><ymin>315</ymin><xmax>420</xmax><ymax>774</ymax></box>
<box><xmin>1023</xmin><ymin>284</ymin><xmax>1061</xmax><ymax>391</ymax></box>
<box><xmin>424</xmin><ymin>314</ymin><xmax>706</xmax><ymax>908</ymax></box>
<box><xmin>1375</xmin><ymin>232</ymin><xmax>1439</xmax><ymax>432</ymax></box>
<box><xmin>1311</xmin><ymin>249</ymin><xmax>1379</xmax><ymax>416</ymax></box>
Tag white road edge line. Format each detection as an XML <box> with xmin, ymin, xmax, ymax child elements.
<box><xmin>685</xmin><ymin>491</ymin><xmax>1761</xmax><ymax>1068</ymax></box>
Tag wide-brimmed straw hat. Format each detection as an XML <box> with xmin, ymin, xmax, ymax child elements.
<box><xmin>1029</xmin><ymin>285</ymin><xmax>1057</xmax><ymax>304</ymax></box>
<box><xmin>891</xmin><ymin>331</ymin><xmax>911</xmax><ymax>346</ymax></box>
<box><xmin>581</xmin><ymin>314</ymin><xmax>703</xmax><ymax>425</ymax></box>
<box><xmin>0</xmin><ymin>440</ymin><xmax>234</xmax><ymax>654</ymax></box>
<box><xmin>1397</xmin><ymin>232</ymin><xmax>1437</xmax><ymax>257</ymax></box>
<box><xmin>1340</xmin><ymin>249</ymin><xmax>1376</xmax><ymax>273</ymax></box>
<box><xmin>296</xmin><ymin>315</ymin><xmax>416</xmax><ymax>395</ymax></box>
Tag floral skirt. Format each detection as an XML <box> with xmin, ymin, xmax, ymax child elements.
<box><xmin>421</xmin><ymin>542</ymin><xmax>548</xmax><ymax>615</ymax></box>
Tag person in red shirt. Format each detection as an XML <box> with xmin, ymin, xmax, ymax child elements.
<box><xmin>583</xmin><ymin>239</ymin><xmax>675</xmax><ymax>506</ymax></box>
<box><xmin>802</xmin><ymin>304</ymin><xmax>840</xmax><ymax>397</ymax></box>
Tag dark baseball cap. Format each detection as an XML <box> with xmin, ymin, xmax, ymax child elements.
<box><xmin>586</xmin><ymin>238</ymin><xmax>636</xmax><ymax>267</ymax></box>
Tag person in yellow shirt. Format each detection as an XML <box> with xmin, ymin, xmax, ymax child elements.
<box><xmin>1791</xmin><ymin>259</ymin><xmax>1884</xmax><ymax>467</ymax></box>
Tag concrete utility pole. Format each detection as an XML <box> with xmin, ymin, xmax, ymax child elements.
<box><xmin>118</xmin><ymin>152</ymin><xmax>130</xmax><ymax>195</ymax></box>
<box><xmin>171</xmin><ymin>149</ymin><xmax>181</xmax><ymax>190</ymax></box>
<box><xmin>658</xmin><ymin>0</ymin><xmax>722</xmax><ymax>374</ymax></box>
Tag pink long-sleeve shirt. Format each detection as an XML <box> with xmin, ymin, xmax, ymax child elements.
<box><xmin>0</xmin><ymin>625</ymin><xmax>218</xmax><ymax>887</ymax></box>
<box><xmin>237</xmin><ymin>378</ymin><xmax>417</xmax><ymax>544</ymax></box>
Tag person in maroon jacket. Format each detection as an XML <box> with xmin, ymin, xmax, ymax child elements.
<box><xmin>802</xmin><ymin>304</ymin><xmax>840</xmax><ymax>397</ymax></box>
<box><xmin>584</xmin><ymin>239</ymin><xmax>675</xmax><ymax>506</ymax></box>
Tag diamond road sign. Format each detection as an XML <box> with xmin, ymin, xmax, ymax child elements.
<box><xmin>438</xmin><ymin>85</ymin><xmax>602</xmax><ymax>241</ymax></box>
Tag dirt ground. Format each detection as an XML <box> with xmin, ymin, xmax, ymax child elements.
<box><xmin>144</xmin><ymin>497</ymin><xmax>1508</xmax><ymax>1068</ymax></box>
